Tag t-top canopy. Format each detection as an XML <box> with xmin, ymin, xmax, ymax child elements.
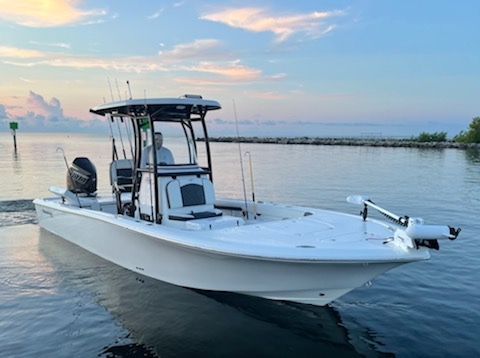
<box><xmin>90</xmin><ymin>96</ymin><xmax>221</xmax><ymax>121</ymax></box>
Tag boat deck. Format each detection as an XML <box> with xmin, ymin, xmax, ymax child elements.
<box><xmin>37</xmin><ymin>190</ymin><xmax>430</xmax><ymax>263</ymax></box>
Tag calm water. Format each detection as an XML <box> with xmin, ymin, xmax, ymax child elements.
<box><xmin>1</xmin><ymin>132</ymin><xmax>479</xmax><ymax>357</ymax></box>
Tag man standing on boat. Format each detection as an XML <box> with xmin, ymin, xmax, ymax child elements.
<box><xmin>141</xmin><ymin>132</ymin><xmax>174</xmax><ymax>167</ymax></box>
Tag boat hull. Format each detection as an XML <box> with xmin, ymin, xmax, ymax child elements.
<box><xmin>34</xmin><ymin>198</ymin><xmax>411</xmax><ymax>306</ymax></box>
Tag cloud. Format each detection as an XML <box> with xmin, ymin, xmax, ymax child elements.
<box><xmin>147</xmin><ymin>9</ymin><xmax>164</xmax><ymax>20</ymax></box>
<box><xmin>1</xmin><ymin>46</ymin><xmax>169</xmax><ymax>72</ymax></box>
<box><xmin>208</xmin><ymin>117</ymin><xmax>410</xmax><ymax>137</ymax></box>
<box><xmin>0</xmin><ymin>46</ymin><xmax>44</xmax><ymax>58</ymax></box>
<box><xmin>159</xmin><ymin>40</ymin><xmax>269</xmax><ymax>81</ymax></box>
<box><xmin>159</xmin><ymin>39</ymin><xmax>225</xmax><ymax>61</ymax></box>
<box><xmin>213</xmin><ymin>118</ymin><xmax>228</xmax><ymax>125</ymax></box>
<box><xmin>0</xmin><ymin>91</ymin><xmax>105</xmax><ymax>132</ymax></box>
<box><xmin>0</xmin><ymin>42</ymin><xmax>268</xmax><ymax>82</ymax></box>
<box><xmin>159</xmin><ymin>37</ymin><xmax>290</xmax><ymax>83</ymax></box>
<box><xmin>0</xmin><ymin>0</ymin><xmax>107</xmax><ymax>27</ymax></box>
<box><xmin>20</xmin><ymin>77</ymin><xmax>37</xmax><ymax>83</ymax></box>
<box><xmin>30</xmin><ymin>41</ymin><xmax>71</xmax><ymax>49</ymax></box>
<box><xmin>210</xmin><ymin>118</ymin><xmax>283</xmax><ymax>127</ymax></box>
<box><xmin>41</xmin><ymin>55</ymin><xmax>168</xmax><ymax>73</ymax></box>
<box><xmin>244</xmin><ymin>90</ymin><xmax>288</xmax><ymax>100</ymax></box>
<box><xmin>200</xmin><ymin>7</ymin><xmax>345</xmax><ymax>42</ymax></box>
<box><xmin>0</xmin><ymin>104</ymin><xmax>7</xmax><ymax>119</ymax></box>
<box><xmin>186</xmin><ymin>60</ymin><xmax>261</xmax><ymax>79</ymax></box>
<box><xmin>27</xmin><ymin>90</ymin><xmax>63</xmax><ymax>119</ymax></box>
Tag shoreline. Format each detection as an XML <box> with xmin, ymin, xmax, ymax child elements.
<box><xmin>207</xmin><ymin>136</ymin><xmax>480</xmax><ymax>149</ymax></box>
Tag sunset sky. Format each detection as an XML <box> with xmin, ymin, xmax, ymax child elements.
<box><xmin>0</xmin><ymin>0</ymin><xmax>478</xmax><ymax>137</ymax></box>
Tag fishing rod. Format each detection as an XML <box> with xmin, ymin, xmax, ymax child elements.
<box><xmin>245</xmin><ymin>151</ymin><xmax>257</xmax><ymax>219</ymax></box>
<box><xmin>115</xmin><ymin>116</ymin><xmax>127</xmax><ymax>159</ymax></box>
<box><xmin>105</xmin><ymin>113</ymin><xmax>119</xmax><ymax>161</ymax></box>
<box><xmin>112</xmin><ymin>80</ymin><xmax>137</xmax><ymax>159</ymax></box>
<box><xmin>124</xmin><ymin>119</ymin><xmax>135</xmax><ymax>158</ymax></box>
<box><xmin>233</xmin><ymin>99</ymin><xmax>249</xmax><ymax>220</ymax></box>
<box><xmin>124</xmin><ymin>81</ymin><xmax>135</xmax><ymax>158</ymax></box>
<box><xmin>106</xmin><ymin>79</ymin><xmax>120</xmax><ymax>160</ymax></box>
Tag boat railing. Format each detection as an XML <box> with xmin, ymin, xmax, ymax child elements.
<box><xmin>137</xmin><ymin>164</ymin><xmax>210</xmax><ymax>178</ymax></box>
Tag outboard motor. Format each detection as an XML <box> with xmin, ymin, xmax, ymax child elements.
<box><xmin>67</xmin><ymin>157</ymin><xmax>97</xmax><ymax>196</ymax></box>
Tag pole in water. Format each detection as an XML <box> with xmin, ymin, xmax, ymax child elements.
<box><xmin>13</xmin><ymin>130</ymin><xmax>17</xmax><ymax>151</ymax></box>
<box><xmin>9</xmin><ymin>121</ymin><xmax>18</xmax><ymax>151</ymax></box>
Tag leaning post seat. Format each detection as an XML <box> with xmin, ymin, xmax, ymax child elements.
<box><xmin>110</xmin><ymin>159</ymin><xmax>134</xmax><ymax>214</ymax></box>
<box><xmin>165</xmin><ymin>176</ymin><xmax>222</xmax><ymax>221</ymax></box>
<box><xmin>110</xmin><ymin>159</ymin><xmax>134</xmax><ymax>192</ymax></box>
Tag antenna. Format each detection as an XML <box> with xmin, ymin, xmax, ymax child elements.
<box><xmin>127</xmin><ymin>80</ymin><xmax>133</xmax><ymax>99</ymax></box>
<box><xmin>107</xmin><ymin>77</ymin><xmax>114</xmax><ymax>101</ymax></box>
<box><xmin>115</xmin><ymin>78</ymin><xmax>121</xmax><ymax>100</ymax></box>
<box><xmin>233</xmin><ymin>99</ymin><xmax>249</xmax><ymax>220</ymax></box>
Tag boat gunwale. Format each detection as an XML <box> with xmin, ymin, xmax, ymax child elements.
<box><xmin>33</xmin><ymin>197</ymin><xmax>430</xmax><ymax>264</ymax></box>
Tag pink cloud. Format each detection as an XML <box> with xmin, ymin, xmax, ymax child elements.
<box><xmin>26</xmin><ymin>90</ymin><xmax>64</xmax><ymax>118</ymax></box>
<box><xmin>201</xmin><ymin>7</ymin><xmax>345</xmax><ymax>42</ymax></box>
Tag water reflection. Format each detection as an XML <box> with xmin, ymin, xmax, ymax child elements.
<box><xmin>464</xmin><ymin>148</ymin><xmax>480</xmax><ymax>163</ymax></box>
<box><xmin>415</xmin><ymin>146</ymin><xmax>447</xmax><ymax>160</ymax></box>
<box><xmin>11</xmin><ymin>149</ymin><xmax>22</xmax><ymax>175</ymax></box>
<box><xmin>38</xmin><ymin>229</ymin><xmax>386</xmax><ymax>357</ymax></box>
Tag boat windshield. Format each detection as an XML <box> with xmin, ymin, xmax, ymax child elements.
<box><xmin>141</xmin><ymin>119</ymin><xmax>207</xmax><ymax>168</ymax></box>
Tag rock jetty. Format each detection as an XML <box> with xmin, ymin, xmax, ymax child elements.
<box><xmin>206</xmin><ymin>137</ymin><xmax>480</xmax><ymax>149</ymax></box>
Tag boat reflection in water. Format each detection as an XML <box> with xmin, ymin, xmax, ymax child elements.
<box><xmin>38</xmin><ymin>228</ymin><xmax>386</xmax><ymax>357</ymax></box>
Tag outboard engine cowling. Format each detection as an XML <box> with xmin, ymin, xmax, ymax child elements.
<box><xmin>67</xmin><ymin>157</ymin><xmax>97</xmax><ymax>196</ymax></box>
